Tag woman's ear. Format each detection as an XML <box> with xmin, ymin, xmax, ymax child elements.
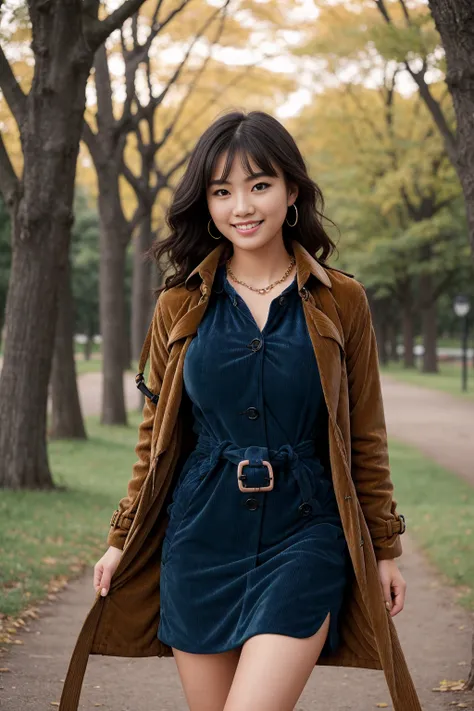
<box><xmin>288</xmin><ymin>183</ymin><xmax>299</xmax><ymax>205</ymax></box>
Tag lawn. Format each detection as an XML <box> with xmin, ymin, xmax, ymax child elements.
<box><xmin>0</xmin><ymin>414</ymin><xmax>140</xmax><ymax>618</ymax></box>
<box><xmin>381</xmin><ymin>360</ymin><xmax>474</xmax><ymax>401</ymax></box>
<box><xmin>0</xmin><ymin>420</ymin><xmax>473</xmax><ymax>620</ymax></box>
<box><xmin>390</xmin><ymin>439</ymin><xmax>474</xmax><ymax>610</ymax></box>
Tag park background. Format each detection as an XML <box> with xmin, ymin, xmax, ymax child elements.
<box><xmin>1</xmin><ymin>0</ymin><xmax>474</xmax><ymax>709</ymax></box>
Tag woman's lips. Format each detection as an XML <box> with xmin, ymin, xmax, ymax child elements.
<box><xmin>232</xmin><ymin>220</ymin><xmax>264</xmax><ymax>235</ymax></box>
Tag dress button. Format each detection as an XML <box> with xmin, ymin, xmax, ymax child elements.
<box><xmin>245</xmin><ymin>497</ymin><xmax>259</xmax><ymax>511</ymax></box>
<box><xmin>299</xmin><ymin>502</ymin><xmax>312</xmax><ymax>516</ymax></box>
<box><xmin>246</xmin><ymin>407</ymin><xmax>260</xmax><ymax>420</ymax></box>
<box><xmin>278</xmin><ymin>295</ymin><xmax>286</xmax><ymax>305</ymax></box>
<box><xmin>249</xmin><ymin>338</ymin><xmax>262</xmax><ymax>352</ymax></box>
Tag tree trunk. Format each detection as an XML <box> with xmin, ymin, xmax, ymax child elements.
<box><xmin>0</xmin><ymin>1</ymin><xmax>148</xmax><ymax>488</ymax></box>
<box><xmin>98</xmin><ymin>179</ymin><xmax>129</xmax><ymax>425</ymax></box>
<box><xmin>0</xmin><ymin>20</ymin><xmax>91</xmax><ymax>488</ymax></box>
<box><xmin>84</xmin><ymin>335</ymin><xmax>92</xmax><ymax>361</ymax></box>
<box><xmin>132</xmin><ymin>214</ymin><xmax>154</xmax><ymax>362</ymax></box>
<box><xmin>388</xmin><ymin>321</ymin><xmax>399</xmax><ymax>362</ymax></box>
<box><xmin>402</xmin><ymin>301</ymin><xmax>416</xmax><ymax>368</ymax></box>
<box><xmin>50</xmin><ymin>260</ymin><xmax>87</xmax><ymax>439</ymax></box>
<box><xmin>427</xmin><ymin>0</ymin><xmax>474</xmax><ymax>261</ymax></box>
<box><xmin>420</xmin><ymin>273</ymin><xmax>439</xmax><ymax>374</ymax></box>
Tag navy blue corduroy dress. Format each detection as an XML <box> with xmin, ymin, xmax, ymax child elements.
<box><xmin>157</xmin><ymin>264</ymin><xmax>351</xmax><ymax>656</ymax></box>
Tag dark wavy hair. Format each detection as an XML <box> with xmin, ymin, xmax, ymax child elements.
<box><xmin>152</xmin><ymin>110</ymin><xmax>336</xmax><ymax>294</ymax></box>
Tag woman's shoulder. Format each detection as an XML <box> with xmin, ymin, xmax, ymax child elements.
<box><xmin>320</xmin><ymin>264</ymin><xmax>367</xmax><ymax>304</ymax></box>
<box><xmin>154</xmin><ymin>282</ymin><xmax>199</xmax><ymax>324</ymax></box>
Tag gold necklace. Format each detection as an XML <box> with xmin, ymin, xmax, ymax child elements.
<box><xmin>226</xmin><ymin>256</ymin><xmax>296</xmax><ymax>295</ymax></box>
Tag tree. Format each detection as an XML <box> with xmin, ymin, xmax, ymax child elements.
<box><xmin>0</xmin><ymin>0</ymin><xmax>148</xmax><ymax>489</ymax></box>
<box><xmin>0</xmin><ymin>194</ymin><xmax>10</xmax><ymax>348</ymax></box>
<box><xmin>289</xmin><ymin>77</ymin><xmax>465</xmax><ymax>370</ymax></box>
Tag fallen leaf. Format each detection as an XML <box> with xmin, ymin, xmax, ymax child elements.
<box><xmin>0</xmin><ymin>668</ymin><xmax>10</xmax><ymax>672</ymax></box>
<box><xmin>375</xmin><ymin>704</ymin><xmax>389</xmax><ymax>708</ymax></box>
<box><xmin>432</xmin><ymin>679</ymin><xmax>466</xmax><ymax>692</ymax></box>
<box><xmin>50</xmin><ymin>703</ymin><xmax>60</xmax><ymax>707</ymax></box>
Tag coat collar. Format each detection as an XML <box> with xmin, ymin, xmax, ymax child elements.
<box><xmin>184</xmin><ymin>239</ymin><xmax>332</xmax><ymax>293</ymax></box>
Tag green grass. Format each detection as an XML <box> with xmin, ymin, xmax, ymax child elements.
<box><xmin>1</xmin><ymin>419</ymin><xmax>473</xmax><ymax>619</ymax></box>
<box><xmin>381</xmin><ymin>360</ymin><xmax>474</xmax><ymax>400</ymax></box>
<box><xmin>75</xmin><ymin>357</ymin><xmax>103</xmax><ymax>375</ymax></box>
<box><xmin>390</xmin><ymin>439</ymin><xmax>474</xmax><ymax>610</ymax></box>
<box><xmin>0</xmin><ymin>414</ymin><xmax>140</xmax><ymax>617</ymax></box>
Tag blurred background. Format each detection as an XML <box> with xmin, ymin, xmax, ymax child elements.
<box><xmin>0</xmin><ymin>0</ymin><xmax>474</xmax><ymax>707</ymax></box>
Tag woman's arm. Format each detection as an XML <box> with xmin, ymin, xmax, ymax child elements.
<box><xmin>345</xmin><ymin>283</ymin><xmax>405</xmax><ymax>561</ymax></box>
<box><xmin>107</xmin><ymin>294</ymin><xmax>171</xmax><ymax>550</ymax></box>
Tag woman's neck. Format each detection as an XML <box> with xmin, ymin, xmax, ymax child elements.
<box><xmin>226</xmin><ymin>240</ymin><xmax>294</xmax><ymax>288</ymax></box>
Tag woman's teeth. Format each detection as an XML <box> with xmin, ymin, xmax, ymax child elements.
<box><xmin>233</xmin><ymin>221</ymin><xmax>262</xmax><ymax>231</ymax></box>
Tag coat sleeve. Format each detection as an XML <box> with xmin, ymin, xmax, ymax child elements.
<box><xmin>345</xmin><ymin>282</ymin><xmax>405</xmax><ymax>560</ymax></box>
<box><xmin>107</xmin><ymin>294</ymin><xmax>171</xmax><ymax>550</ymax></box>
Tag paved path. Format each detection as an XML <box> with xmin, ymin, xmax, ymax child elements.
<box><xmin>381</xmin><ymin>374</ymin><xmax>474</xmax><ymax>488</ymax></box>
<box><xmin>1</xmin><ymin>370</ymin><xmax>474</xmax><ymax>710</ymax></box>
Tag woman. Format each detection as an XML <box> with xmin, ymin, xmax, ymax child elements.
<box><xmin>60</xmin><ymin>111</ymin><xmax>420</xmax><ymax>711</ymax></box>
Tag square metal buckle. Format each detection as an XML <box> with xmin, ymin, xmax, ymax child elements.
<box><xmin>399</xmin><ymin>514</ymin><xmax>406</xmax><ymax>534</ymax></box>
<box><xmin>237</xmin><ymin>460</ymin><xmax>274</xmax><ymax>492</ymax></box>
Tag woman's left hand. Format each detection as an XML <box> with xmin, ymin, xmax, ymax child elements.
<box><xmin>377</xmin><ymin>559</ymin><xmax>406</xmax><ymax>617</ymax></box>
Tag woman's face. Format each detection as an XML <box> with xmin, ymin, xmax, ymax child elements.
<box><xmin>206</xmin><ymin>151</ymin><xmax>298</xmax><ymax>252</ymax></box>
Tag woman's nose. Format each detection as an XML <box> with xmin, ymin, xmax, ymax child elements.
<box><xmin>233</xmin><ymin>198</ymin><xmax>255</xmax><ymax>217</ymax></box>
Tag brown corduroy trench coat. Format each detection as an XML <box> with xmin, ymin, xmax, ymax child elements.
<box><xmin>59</xmin><ymin>239</ymin><xmax>421</xmax><ymax>711</ymax></box>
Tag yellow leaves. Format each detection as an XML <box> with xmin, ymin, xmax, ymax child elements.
<box><xmin>375</xmin><ymin>703</ymin><xmax>389</xmax><ymax>708</ymax></box>
<box><xmin>432</xmin><ymin>679</ymin><xmax>466</xmax><ymax>692</ymax></box>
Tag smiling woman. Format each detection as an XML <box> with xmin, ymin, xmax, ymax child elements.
<box><xmin>61</xmin><ymin>111</ymin><xmax>419</xmax><ymax>711</ymax></box>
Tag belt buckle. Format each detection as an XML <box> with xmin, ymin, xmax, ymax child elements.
<box><xmin>237</xmin><ymin>460</ymin><xmax>274</xmax><ymax>492</ymax></box>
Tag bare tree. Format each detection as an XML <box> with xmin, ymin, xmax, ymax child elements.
<box><xmin>0</xmin><ymin>0</ymin><xmax>148</xmax><ymax>489</ymax></box>
<box><xmin>82</xmin><ymin>0</ymin><xmax>231</xmax><ymax>423</ymax></box>
<box><xmin>375</xmin><ymin>0</ymin><xmax>474</xmax><ymax>261</ymax></box>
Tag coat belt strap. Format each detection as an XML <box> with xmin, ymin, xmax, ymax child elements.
<box><xmin>59</xmin><ymin>593</ymin><xmax>103</xmax><ymax>710</ymax></box>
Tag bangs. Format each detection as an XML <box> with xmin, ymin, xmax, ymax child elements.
<box><xmin>204</xmin><ymin>129</ymin><xmax>280</xmax><ymax>187</ymax></box>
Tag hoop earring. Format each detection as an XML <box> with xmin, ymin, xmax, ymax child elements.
<box><xmin>285</xmin><ymin>204</ymin><xmax>298</xmax><ymax>228</ymax></box>
<box><xmin>208</xmin><ymin>219</ymin><xmax>222</xmax><ymax>240</ymax></box>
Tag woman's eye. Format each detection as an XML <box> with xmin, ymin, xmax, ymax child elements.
<box><xmin>212</xmin><ymin>182</ymin><xmax>270</xmax><ymax>197</ymax></box>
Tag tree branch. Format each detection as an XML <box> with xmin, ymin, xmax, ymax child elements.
<box><xmin>81</xmin><ymin>119</ymin><xmax>103</xmax><ymax>166</ymax></box>
<box><xmin>85</xmin><ymin>0</ymin><xmax>149</xmax><ymax>52</ymax></box>
<box><xmin>405</xmin><ymin>62</ymin><xmax>457</xmax><ymax>160</ymax></box>
<box><xmin>0</xmin><ymin>42</ymin><xmax>27</xmax><ymax>129</ymax></box>
<box><xmin>0</xmin><ymin>131</ymin><xmax>20</xmax><ymax>210</ymax></box>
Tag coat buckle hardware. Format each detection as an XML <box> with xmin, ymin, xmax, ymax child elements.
<box><xmin>299</xmin><ymin>286</ymin><xmax>310</xmax><ymax>301</ymax></box>
<box><xmin>237</xmin><ymin>460</ymin><xmax>274</xmax><ymax>492</ymax></box>
<box><xmin>399</xmin><ymin>514</ymin><xmax>406</xmax><ymax>534</ymax></box>
<box><xmin>135</xmin><ymin>372</ymin><xmax>159</xmax><ymax>404</ymax></box>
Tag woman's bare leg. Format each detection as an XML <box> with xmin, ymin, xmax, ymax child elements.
<box><xmin>172</xmin><ymin>645</ymin><xmax>242</xmax><ymax>711</ymax></box>
<box><xmin>222</xmin><ymin>612</ymin><xmax>331</xmax><ymax>711</ymax></box>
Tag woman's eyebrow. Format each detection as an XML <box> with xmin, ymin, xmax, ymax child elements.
<box><xmin>208</xmin><ymin>171</ymin><xmax>271</xmax><ymax>187</ymax></box>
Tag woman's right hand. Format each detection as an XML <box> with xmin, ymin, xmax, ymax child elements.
<box><xmin>93</xmin><ymin>546</ymin><xmax>123</xmax><ymax>597</ymax></box>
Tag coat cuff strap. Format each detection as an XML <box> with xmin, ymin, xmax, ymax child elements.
<box><xmin>369</xmin><ymin>514</ymin><xmax>406</xmax><ymax>539</ymax></box>
<box><xmin>110</xmin><ymin>509</ymin><xmax>133</xmax><ymax>531</ymax></box>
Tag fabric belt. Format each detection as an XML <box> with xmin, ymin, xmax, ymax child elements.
<box><xmin>192</xmin><ymin>433</ymin><xmax>323</xmax><ymax>504</ymax></box>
